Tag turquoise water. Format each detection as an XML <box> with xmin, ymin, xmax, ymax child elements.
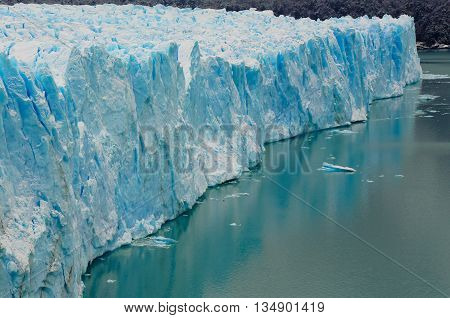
<box><xmin>83</xmin><ymin>51</ymin><xmax>450</xmax><ymax>298</ymax></box>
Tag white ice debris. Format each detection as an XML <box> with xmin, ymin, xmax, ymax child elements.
<box><xmin>223</xmin><ymin>193</ymin><xmax>250</xmax><ymax>199</ymax></box>
<box><xmin>320</xmin><ymin>162</ymin><xmax>356</xmax><ymax>172</ymax></box>
<box><xmin>130</xmin><ymin>236</ymin><xmax>177</xmax><ymax>248</ymax></box>
<box><xmin>334</xmin><ymin>129</ymin><xmax>357</xmax><ymax>134</ymax></box>
<box><xmin>421</xmin><ymin>73</ymin><xmax>450</xmax><ymax>80</ymax></box>
<box><xmin>418</xmin><ymin>95</ymin><xmax>439</xmax><ymax>101</ymax></box>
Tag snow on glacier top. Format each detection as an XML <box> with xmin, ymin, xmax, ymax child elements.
<box><xmin>0</xmin><ymin>4</ymin><xmax>415</xmax><ymax>86</ymax></box>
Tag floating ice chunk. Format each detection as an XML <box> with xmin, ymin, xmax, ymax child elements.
<box><xmin>421</xmin><ymin>74</ymin><xmax>450</xmax><ymax>80</ymax></box>
<box><xmin>224</xmin><ymin>179</ymin><xmax>239</xmax><ymax>185</ymax></box>
<box><xmin>418</xmin><ymin>95</ymin><xmax>439</xmax><ymax>101</ymax></box>
<box><xmin>414</xmin><ymin>110</ymin><xmax>427</xmax><ymax>116</ymax></box>
<box><xmin>223</xmin><ymin>193</ymin><xmax>250</xmax><ymax>199</ymax></box>
<box><xmin>320</xmin><ymin>162</ymin><xmax>356</xmax><ymax>173</ymax></box>
<box><xmin>395</xmin><ymin>174</ymin><xmax>405</xmax><ymax>178</ymax></box>
<box><xmin>130</xmin><ymin>236</ymin><xmax>177</xmax><ymax>248</ymax></box>
<box><xmin>366</xmin><ymin>179</ymin><xmax>374</xmax><ymax>183</ymax></box>
<box><xmin>106</xmin><ymin>279</ymin><xmax>116</xmax><ymax>284</ymax></box>
<box><xmin>229</xmin><ymin>223</ymin><xmax>242</xmax><ymax>227</ymax></box>
<box><xmin>334</xmin><ymin>129</ymin><xmax>357</xmax><ymax>134</ymax></box>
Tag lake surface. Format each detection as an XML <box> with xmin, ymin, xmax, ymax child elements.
<box><xmin>83</xmin><ymin>50</ymin><xmax>450</xmax><ymax>298</ymax></box>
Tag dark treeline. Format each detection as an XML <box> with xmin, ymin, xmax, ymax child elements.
<box><xmin>1</xmin><ymin>0</ymin><xmax>448</xmax><ymax>45</ymax></box>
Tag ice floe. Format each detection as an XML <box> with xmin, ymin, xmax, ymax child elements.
<box><xmin>421</xmin><ymin>73</ymin><xmax>450</xmax><ymax>80</ymax></box>
<box><xmin>130</xmin><ymin>236</ymin><xmax>177</xmax><ymax>248</ymax></box>
<box><xmin>319</xmin><ymin>162</ymin><xmax>356</xmax><ymax>173</ymax></box>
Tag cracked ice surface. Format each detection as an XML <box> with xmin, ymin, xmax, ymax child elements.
<box><xmin>0</xmin><ymin>4</ymin><xmax>420</xmax><ymax>297</ymax></box>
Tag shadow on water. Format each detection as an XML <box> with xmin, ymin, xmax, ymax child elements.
<box><xmin>84</xmin><ymin>51</ymin><xmax>450</xmax><ymax>298</ymax></box>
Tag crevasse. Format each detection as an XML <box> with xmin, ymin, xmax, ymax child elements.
<box><xmin>0</xmin><ymin>4</ymin><xmax>421</xmax><ymax>297</ymax></box>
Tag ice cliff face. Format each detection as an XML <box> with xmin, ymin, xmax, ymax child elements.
<box><xmin>0</xmin><ymin>4</ymin><xmax>420</xmax><ymax>297</ymax></box>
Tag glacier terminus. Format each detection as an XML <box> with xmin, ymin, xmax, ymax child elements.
<box><xmin>0</xmin><ymin>4</ymin><xmax>421</xmax><ymax>297</ymax></box>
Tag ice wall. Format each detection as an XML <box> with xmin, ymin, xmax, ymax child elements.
<box><xmin>0</xmin><ymin>4</ymin><xmax>421</xmax><ymax>297</ymax></box>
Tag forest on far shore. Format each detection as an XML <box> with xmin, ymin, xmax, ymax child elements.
<box><xmin>1</xmin><ymin>0</ymin><xmax>448</xmax><ymax>45</ymax></box>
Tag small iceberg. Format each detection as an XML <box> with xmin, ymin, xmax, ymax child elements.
<box><xmin>106</xmin><ymin>279</ymin><xmax>116</xmax><ymax>284</ymax></box>
<box><xmin>224</xmin><ymin>180</ymin><xmax>239</xmax><ymax>185</ymax></box>
<box><xmin>320</xmin><ymin>162</ymin><xmax>356</xmax><ymax>173</ymax></box>
<box><xmin>130</xmin><ymin>236</ymin><xmax>177</xmax><ymax>248</ymax></box>
<box><xmin>223</xmin><ymin>193</ymin><xmax>250</xmax><ymax>200</ymax></box>
<box><xmin>229</xmin><ymin>223</ymin><xmax>242</xmax><ymax>227</ymax></box>
<box><xmin>421</xmin><ymin>73</ymin><xmax>450</xmax><ymax>80</ymax></box>
<box><xmin>418</xmin><ymin>94</ymin><xmax>439</xmax><ymax>101</ymax></box>
<box><xmin>414</xmin><ymin>109</ymin><xmax>427</xmax><ymax>116</ymax></box>
<box><xmin>334</xmin><ymin>129</ymin><xmax>357</xmax><ymax>135</ymax></box>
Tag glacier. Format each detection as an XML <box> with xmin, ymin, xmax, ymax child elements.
<box><xmin>0</xmin><ymin>4</ymin><xmax>421</xmax><ymax>297</ymax></box>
